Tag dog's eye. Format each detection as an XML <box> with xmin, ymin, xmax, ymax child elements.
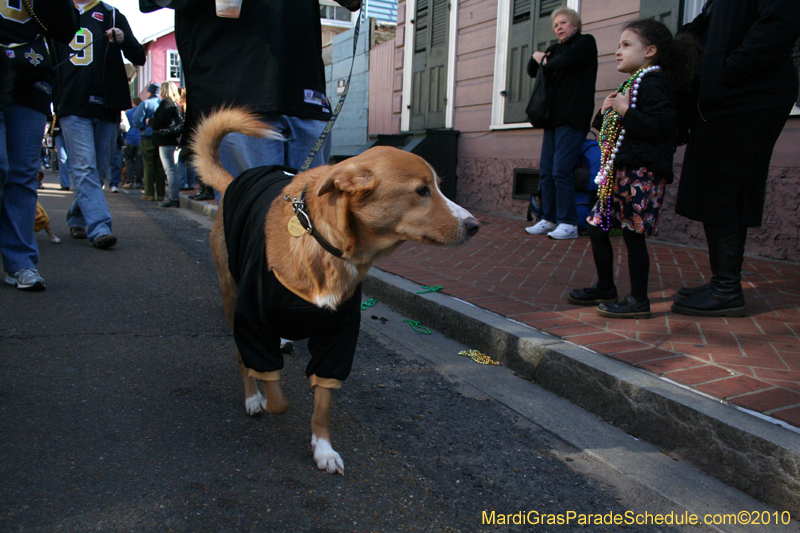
<box><xmin>416</xmin><ymin>186</ymin><xmax>431</xmax><ymax>198</ymax></box>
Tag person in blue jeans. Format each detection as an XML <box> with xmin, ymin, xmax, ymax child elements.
<box><xmin>0</xmin><ymin>0</ymin><xmax>78</xmax><ymax>291</ymax></box>
<box><xmin>525</xmin><ymin>7</ymin><xmax>597</xmax><ymax>240</ymax></box>
<box><xmin>122</xmin><ymin>100</ymin><xmax>142</xmax><ymax>189</ymax></box>
<box><xmin>105</xmin><ymin>133</ymin><xmax>123</xmax><ymax>193</ymax></box>
<box><xmin>51</xmin><ymin>0</ymin><xmax>144</xmax><ymax>249</ymax></box>
<box><xmin>53</xmin><ymin>122</ymin><xmax>71</xmax><ymax>190</ymax></box>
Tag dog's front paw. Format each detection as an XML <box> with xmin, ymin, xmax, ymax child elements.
<box><xmin>311</xmin><ymin>434</ymin><xmax>344</xmax><ymax>475</ymax></box>
<box><xmin>244</xmin><ymin>391</ymin><xmax>268</xmax><ymax>416</ymax></box>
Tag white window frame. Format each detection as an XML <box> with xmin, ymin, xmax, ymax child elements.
<box><xmin>491</xmin><ymin>0</ymin><xmax>580</xmax><ymax>129</ymax></box>
<box><xmin>682</xmin><ymin>0</ymin><xmax>703</xmax><ymax>24</ymax></box>
<box><xmin>166</xmin><ymin>50</ymin><xmax>181</xmax><ymax>82</ymax></box>
<box><xmin>140</xmin><ymin>51</ymin><xmax>153</xmax><ymax>94</ymax></box>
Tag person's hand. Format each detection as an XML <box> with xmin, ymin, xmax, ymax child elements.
<box><xmin>106</xmin><ymin>28</ymin><xmax>124</xmax><ymax>44</ymax></box>
<box><xmin>611</xmin><ymin>87</ymin><xmax>630</xmax><ymax>116</ymax></box>
<box><xmin>601</xmin><ymin>92</ymin><xmax>617</xmax><ymax>114</ymax></box>
<box><xmin>532</xmin><ymin>51</ymin><xmax>547</xmax><ymax>64</ymax></box>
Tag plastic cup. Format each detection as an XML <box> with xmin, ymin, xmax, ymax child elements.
<box><xmin>215</xmin><ymin>0</ymin><xmax>242</xmax><ymax>18</ymax></box>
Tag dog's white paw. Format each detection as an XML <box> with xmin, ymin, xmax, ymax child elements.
<box><xmin>311</xmin><ymin>434</ymin><xmax>344</xmax><ymax>475</ymax></box>
<box><xmin>244</xmin><ymin>391</ymin><xmax>267</xmax><ymax>416</ymax></box>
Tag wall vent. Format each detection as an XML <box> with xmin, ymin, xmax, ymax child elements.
<box><xmin>512</xmin><ymin>168</ymin><xmax>540</xmax><ymax>200</ymax></box>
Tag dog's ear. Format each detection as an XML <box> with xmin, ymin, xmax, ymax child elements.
<box><xmin>316</xmin><ymin>161</ymin><xmax>376</xmax><ymax>197</ymax></box>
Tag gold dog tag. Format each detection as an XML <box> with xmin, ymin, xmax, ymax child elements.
<box><xmin>288</xmin><ymin>216</ymin><xmax>306</xmax><ymax>237</ymax></box>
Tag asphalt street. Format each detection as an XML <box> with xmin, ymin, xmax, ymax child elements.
<box><xmin>0</xmin><ymin>176</ymin><xmax>794</xmax><ymax>532</ymax></box>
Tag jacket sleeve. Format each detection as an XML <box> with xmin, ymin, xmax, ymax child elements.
<box><xmin>725</xmin><ymin>0</ymin><xmax>800</xmax><ymax>82</ymax></box>
<box><xmin>620</xmin><ymin>75</ymin><xmax>676</xmax><ymax>143</ymax></box>
<box><xmin>527</xmin><ymin>56</ymin><xmax>540</xmax><ymax>78</ymax></box>
<box><xmin>132</xmin><ymin>102</ymin><xmax>147</xmax><ymax>130</ymax></box>
<box><xmin>113</xmin><ymin>10</ymin><xmax>146</xmax><ymax>66</ymax></box>
<box><xmin>40</xmin><ymin>0</ymin><xmax>79</xmax><ymax>45</ymax></box>
<box><xmin>591</xmin><ymin>109</ymin><xmax>604</xmax><ymax>132</ymax></box>
<box><xmin>140</xmin><ymin>0</ymin><xmax>198</xmax><ymax>12</ymax></box>
<box><xmin>542</xmin><ymin>33</ymin><xmax>597</xmax><ymax>71</ymax></box>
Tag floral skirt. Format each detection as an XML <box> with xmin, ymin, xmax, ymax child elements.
<box><xmin>588</xmin><ymin>166</ymin><xmax>666</xmax><ymax>236</ymax></box>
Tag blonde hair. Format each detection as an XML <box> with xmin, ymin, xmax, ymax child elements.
<box><xmin>160</xmin><ymin>81</ymin><xmax>181</xmax><ymax>103</ymax></box>
<box><xmin>552</xmin><ymin>7</ymin><xmax>581</xmax><ymax>32</ymax></box>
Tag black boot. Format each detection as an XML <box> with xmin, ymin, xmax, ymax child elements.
<box><xmin>672</xmin><ymin>223</ymin><xmax>747</xmax><ymax>317</ymax></box>
<box><xmin>677</xmin><ymin>283</ymin><xmax>709</xmax><ymax>297</ymax></box>
<box><xmin>191</xmin><ymin>185</ymin><xmax>215</xmax><ymax>201</ymax></box>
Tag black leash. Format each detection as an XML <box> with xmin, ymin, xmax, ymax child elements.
<box><xmin>298</xmin><ymin>8</ymin><xmax>362</xmax><ymax>172</ymax></box>
<box><xmin>281</xmin><ymin>8</ymin><xmax>363</xmax><ymax>259</ymax></box>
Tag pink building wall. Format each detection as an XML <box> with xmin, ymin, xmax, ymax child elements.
<box><xmin>137</xmin><ymin>32</ymin><xmax>179</xmax><ymax>100</ymax></box>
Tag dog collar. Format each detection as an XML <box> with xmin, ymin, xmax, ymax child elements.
<box><xmin>284</xmin><ymin>186</ymin><xmax>344</xmax><ymax>259</ymax></box>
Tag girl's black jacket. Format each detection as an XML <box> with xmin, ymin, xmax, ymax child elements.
<box><xmin>592</xmin><ymin>71</ymin><xmax>677</xmax><ymax>183</ymax></box>
<box><xmin>527</xmin><ymin>32</ymin><xmax>598</xmax><ymax>132</ymax></box>
<box><xmin>149</xmin><ymin>98</ymin><xmax>183</xmax><ymax>147</ymax></box>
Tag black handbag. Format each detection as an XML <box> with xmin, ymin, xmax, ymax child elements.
<box><xmin>0</xmin><ymin>0</ymin><xmax>53</xmax><ymax>80</ymax></box>
<box><xmin>525</xmin><ymin>73</ymin><xmax>549</xmax><ymax>127</ymax></box>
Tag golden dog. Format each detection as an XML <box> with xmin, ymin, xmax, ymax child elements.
<box><xmin>191</xmin><ymin>108</ymin><xmax>480</xmax><ymax>474</ymax></box>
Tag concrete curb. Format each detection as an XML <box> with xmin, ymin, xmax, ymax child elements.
<box><xmin>179</xmin><ymin>192</ymin><xmax>800</xmax><ymax>516</ymax></box>
<box><xmin>180</xmin><ymin>192</ymin><xmax>218</xmax><ymax>221</ymax></box>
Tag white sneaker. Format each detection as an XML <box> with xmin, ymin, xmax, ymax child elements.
<box><xmin>110</xmin><ymin>185</ymin><xmax>119</xmax><ymax>193</ymax></box>
<box><xmin>547</xmin><ymin>223</ymin><xmax>578</xmax><ymax>240</ymax></box>
<box><xmin>524</xmin><ymin>219</ymin><xmax>557</xmax><ymax>235</ymax></box>
<box><xmin>5</xmin><ymin>268</ymin><xmax>46</xmax><ymax>291</ymax></box>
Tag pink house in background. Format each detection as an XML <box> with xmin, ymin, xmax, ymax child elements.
<box><xmin>132</xmin><ymin>28</ymin><xmax>182</xmax><ymax>100</ymax></box>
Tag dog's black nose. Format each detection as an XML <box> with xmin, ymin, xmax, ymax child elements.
<box><xmin>465</xmin><ymin>217</ymin><xmax>481</xmax><ymax>237</ymax></box>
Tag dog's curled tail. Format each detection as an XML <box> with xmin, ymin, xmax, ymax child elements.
<box><xmin>190</xmin><ymin>107</ymin><xmax>283</xmax><ymax>194</ymax></box>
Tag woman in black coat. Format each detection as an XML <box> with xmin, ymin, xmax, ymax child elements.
<box><xmin>149</xmin><ymin>81</ymin><xmax>184</xmax><ymax>208</ymax></box>
<box><xmin>672</xmin><ymin>0</ymin><xmax>800</xmax><ymax>317</ymax></box>
<box><xmin>524</xmin><ymin>7</ymin><xmax>597</xmax><ymax>240</ymax></box>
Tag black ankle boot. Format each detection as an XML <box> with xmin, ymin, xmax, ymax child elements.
<box><xmin>677</xmin><ymin>283</ymin><xmax>709</xmax><ymax>297</ymax></box>
<box><xmin>672</xmin><ymin>224</ymin><xmax>747</xmax><ymax>317</ymax></box>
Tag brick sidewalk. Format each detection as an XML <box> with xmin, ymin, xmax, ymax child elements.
<box><xmin>375</xmin><ymin>212</ymin><xmax>800</xmax><ymax>429</ymax></box>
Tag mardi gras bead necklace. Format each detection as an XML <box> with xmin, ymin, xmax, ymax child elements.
<box><xmin>594</xmin><ymin>65</ymin><xmax>661</xmax><ymax>230</ymax></box>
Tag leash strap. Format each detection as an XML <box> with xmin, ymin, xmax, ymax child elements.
<box><xmin>299</xmin><ymin>8</ymin><xmax>362</xmax><ymax>172</ymax></box>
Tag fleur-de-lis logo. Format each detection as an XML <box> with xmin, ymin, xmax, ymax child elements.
<box><xmin>25</xmin><ymin>47</ymin><xmax>44</xmax><ymax>66</ymax></box>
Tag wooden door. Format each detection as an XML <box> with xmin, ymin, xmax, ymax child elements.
<box><xmin>410</xmin><ymin>0</ymin><xmax>449</xmax><ymax>130</ymax></box>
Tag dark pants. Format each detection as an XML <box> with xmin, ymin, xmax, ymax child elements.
<box><xmin>140</xmin><ymin>137</ymin><xmax>165</xmax><ymax>198</ymax></box>
<box><xmin>122</xmin><ymin>143</ymin><xmax>141</xmax><ymax>186</ymax></box>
